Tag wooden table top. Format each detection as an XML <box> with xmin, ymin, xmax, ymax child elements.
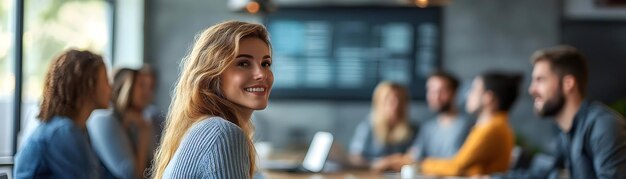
<box><xmin>262</xmin><ymin>170</ymin><xmax>470</xmax><ymax>179</ymax></box>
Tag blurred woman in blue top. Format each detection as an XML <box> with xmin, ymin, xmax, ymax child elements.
<box><xmin>14</xmin><ymin>49</ymin><xmax>112</xmax><ymax>178</ymax></box>
<box><xmin>349</xmin><ymin>81</ymin><xmax>416</xmax><ymax>169</ymax></box>
<box><xmin>87</xmin><ymin>68</ymin><xmax>155</xmax><ymax>179</ymax></box>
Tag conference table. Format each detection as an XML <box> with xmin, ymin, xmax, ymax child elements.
<box><xmin>261</xmin><ymin>151</ymin><xmax>469</xmax><ymax>179</ymax></box>
<box><xmin>263</xmin><ymin>170</ymin><xmax>470</xmax><ymax>179</ymax></box>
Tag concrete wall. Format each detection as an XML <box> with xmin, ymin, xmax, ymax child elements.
<box><xmin>562</xmin><ymin>20</ymin><xmax>626</xmax><ymax>104</ymax></box>
<box><xmin>442</xmin><ymin>0</ymin><xmax>561</xmax><ymax>152</ymax></box>
<box><xmin>145</xmin><ymin>0</ymin><xmax>562</xmax><ymax>152</ymax></box>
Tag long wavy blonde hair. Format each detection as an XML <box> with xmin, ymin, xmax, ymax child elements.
<box><xmin>371</xmin><ymin>81</ymin><xmax>413</xmax><ymax>145</ymax></box>
<box><xmin>152</xmin><ymin>21</ymin><xmax>271</xmax><ymax>179</ymax></box>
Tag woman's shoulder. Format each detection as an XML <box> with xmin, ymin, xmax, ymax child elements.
<box><xmin>17</xmin><ymin>116</ymin><xmax>88</xmax><ymax>161</ymax></box>
<box><xmin>183</xmin><ymin>117</ymin><xmax>247</xmax><ymax>146</ymax></box>
<box><xmin>88</xmin><ymin>109</ymin><xmax>121</xmax><ymax>124</ymax></box>
<box><xmin>166</xmin><ymin>117</ymin><xmax>251</xmax><ymax>178</ymax></box>
<box><xmin>192</xmin><ymin>116</ymin><xmax>245</xmax><ymax>133</ymax></box>
<box><xmin>29</xmin><ymin>116</ymin><xmax>82</xmax><ymax>142</ymax></box>
<box><xmin>87</xmin><ymin>109</ymin><xmax>122</xmax><ymax>131</ymax></box>
<box><xmin>175</xmin><ymin>116</ymin><xmax>250</xmax><ymax>163</ymax></box>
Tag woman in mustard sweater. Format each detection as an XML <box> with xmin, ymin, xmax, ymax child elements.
<box><xmin>420</xmin><ymin>72</ymin><xmax>521</xmax><ymax>176</ymax></box>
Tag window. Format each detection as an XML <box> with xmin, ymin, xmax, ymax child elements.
<box><xmin>0</xmin><ymin>0</ymin><xmax>15</xmax><ymax>177</ymax></box>
<box><xmin>0</xmin><ymin>0</ymin><xmax>15</xmax><ymax>157</ymax></box>
<box><xmin>19</xmin><ymin>0</ymin><xmax>112</xmax><ymax>147</ymax></box>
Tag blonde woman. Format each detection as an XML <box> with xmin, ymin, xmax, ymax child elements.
<box><xmin>349</xmin><ymin>81</ymin><xmax>416</xmax><ymax>170</ymax></box>
<box><xmin>87</xmin><ymin>68</ymin><xmax>155</xmax><ymax>179</ymax></box>
<box><xmin>152</xmin><ymin>21</ymin><xmax>273</xmax><ymax>179</ymax></box>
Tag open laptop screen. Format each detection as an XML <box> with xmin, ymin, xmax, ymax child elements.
<box><xmin>302</xmin><ymin>132</ymin><xmax>334</xmax><ymax>172</ymax></box>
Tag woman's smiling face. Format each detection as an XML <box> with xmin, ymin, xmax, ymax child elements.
<box><xmin>220</xmin><ymin>37</ymin><xmax>273</xmax><ymax>110</ymax></box>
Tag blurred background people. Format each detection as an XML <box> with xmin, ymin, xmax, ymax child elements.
<box><xmin>420</xmin><ymin>72</ymin><xmax>521</xmax><ymax>176</ymax></box>
<box><xmin>373</xmin><ymin>71</ymin><xmax>474</xmax><ymax>171</ymax></box>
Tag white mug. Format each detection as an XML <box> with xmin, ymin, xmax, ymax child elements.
<box><xmin>400</xmin><ymin>163</ymin><xmax>420</xmax><ymax>179</ymax></box>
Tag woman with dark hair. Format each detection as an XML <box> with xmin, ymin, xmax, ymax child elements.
<box><xmin>14</xmin><ymin>49</ymin><xmax>112</xmax><ymax>178</ymax></box>
<box><xmin>87</xmin><ymin>68</ymin><xmax>154</xmax><ymax>179</ymax></box>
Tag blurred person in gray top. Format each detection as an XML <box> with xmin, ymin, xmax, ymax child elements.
<box><xmin>371</xmin><ymin>71</ymin><xmax>474</xmax><ymax>172</ymax></box>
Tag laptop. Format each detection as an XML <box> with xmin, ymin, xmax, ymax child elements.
<box><xmin>262</xmin><ymin>131</ymin><xmax>334</xmax><ymax>173</ymax></box>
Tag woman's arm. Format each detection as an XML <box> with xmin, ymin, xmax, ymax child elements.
<box><xmin>348</xmin><ymin>121</ymin><xmax>371</xmax><ymax>167</ymax></box>
<box><xmin>125</xmin><ymin>111</ymin><xmax>154</xmax><ymax>179</ymax></box>
<box><xmin>87</xmin><ymin>114</ymin><xmax>136</xmax><ymax>179</ymax></box>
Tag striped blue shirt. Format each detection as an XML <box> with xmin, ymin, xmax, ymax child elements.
<box><xmin>163</xmin><ymin>117</ymin><xmax>250</xmax><ymax>179</ymax></box>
